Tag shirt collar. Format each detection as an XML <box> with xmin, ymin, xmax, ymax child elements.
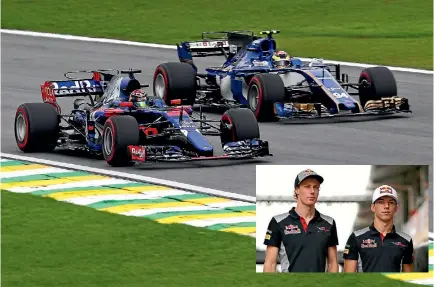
<box><xmin>289</xmin><ymin>207</ymin><xmax>321</xmax><ymax>220</ymax></box>
<box><xmin>369</xmin><ymin>222</ymin><xmax>397</xmax><ymax>235</ymax></box>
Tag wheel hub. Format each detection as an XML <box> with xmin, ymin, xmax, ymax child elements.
<box><xmin>154</xmin><ymin>74</ymin><xmax>166</xmax><ymax>99</ymax></box>
<box><xmin>103</xmin><ymin>127</ymin><xmax>113</xmax><ymax>155</ymax></box>
<box><xmin>16</xmin><ymin>114</ymin><xmax>27</xmax><ymax>142</ymax></box>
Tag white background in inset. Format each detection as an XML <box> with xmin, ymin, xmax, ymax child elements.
<box><xmin>256</xmin><ymin>165</ymin><xmax>372</xmax><ymax>252</ymax></box>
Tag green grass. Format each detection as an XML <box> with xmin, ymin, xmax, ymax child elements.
<box><xmin>1</xmin><ymin>0</ymin><xmax>432</xmax><ymax>69</ymax></box>
<box><xmin>1</xmin><ymin>190</ymin><xmax>421</xmax><ymax>287</ymax></box>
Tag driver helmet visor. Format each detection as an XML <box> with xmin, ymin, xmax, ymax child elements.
<box><xmin>135</xmin><ymin>101</ymin><xmax>148</xmax><ymax>108</ymax></box>
<box><xmin>274</xmin><ymin>59</ymin><xmax>290</xmax><ymax>67</ymax></box>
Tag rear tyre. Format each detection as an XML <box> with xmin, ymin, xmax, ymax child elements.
<box><xmin>220</xmin><ymin>108</ymin><xmax>260</xmax><ymax>146</ymax></box>
<box><xmin>153</xmin><ymin>62</ymin><xmax>197</xmax><ymax>106</ymax></box>
<box><xmin>102</xmin><ymin>116</ymin><xmax>140</xmax><ymax>167</ymax></box>
<box><xmin>247</xmin><ymin>73</ymin><xmax>285</xmax><ymax>122</ymax></box>
<box><xmin>358</xmin><ymin>66</ymin><xmax>398</xmax><ymax>107</ymax></box>
<box><xmin>14</xmin><ymin>103</ymin><xmax>59</xmax><ymax>152</ymax></box>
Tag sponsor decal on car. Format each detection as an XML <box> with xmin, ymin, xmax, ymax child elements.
<box><xmin>129</xmin><ymin>146</ymin><xmax>146</xmax><ymax>162</ymax></box>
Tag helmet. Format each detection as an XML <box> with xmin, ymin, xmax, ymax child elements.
<box><xmin>129</xmin><ymin>89</ymin><xmax>148</xmax><ymax>102</ymax></box>
<box><xmin>129</xmin><ymin>89</ymin><xmax>148</xmax><ymax>108</ymax></box>
<box><xmin>272</xmin><ymin>51</ymin><xmax>291</xmax><ymax>68</ymax></box>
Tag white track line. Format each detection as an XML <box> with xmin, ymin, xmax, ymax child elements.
<box><xmin>0</xmin><ymin>153</ymin><xmax>256</xmax><ymax>203</ymax></box>
<box><xmin>0</xmin><ymin>167</ymin><xmax>75</xmax><ymax>178</ymax></box>
<box><xmin>0</xmin><ymin>29</ymin><xmax>176</xmax><ymax>49</ymax></box>
<box><xmin>121</xmin><ymin>201</ymin><xmax>254</xmax><ymax>217</ymax></box>
<box><xmin>62</xmin><ymin>190</ymin><xmax>194</xmax><ymax>205</ymax></box>
<box><xmin>408</xmin><ymin>279</ymin><xmax>434</xmax><ymax>285</ymax></box>
<box><xmin>3</xmin><ymin>178</ymin><xmax>133</xmax><ymax>193</ymax></box>
<box><xmin>1</xmin><ymin>29</ymin><xmax>432</xmax><ymax>75</ymax></box>
<box><xmin>184</xmin><ymin>216</ymin><xmax>257</xmax><ymax>227</ymax></box>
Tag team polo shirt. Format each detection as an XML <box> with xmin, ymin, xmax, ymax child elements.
<box><xmin>343</xmin><ymin>223</ymin><xmax>414</xmax><ymax>272</ymax></box>
<box><xmin>263</xmin><ymin>207</ymin><xmax>339</xmax><ymax>272</ymax></box>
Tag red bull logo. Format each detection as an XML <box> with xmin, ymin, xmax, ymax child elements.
<box><xmin>302</xmin><ymin>169</ymin><xmax>315</xmax><ymax>176</ymax></box>
<box><xmin>361</xmin><ymin>238</ymin><xmax>377</xmax><ymax>248</ymax></box>
<box><xmin>379</xmin><ymin>185</ymin><xmax>393</xmax><ymax>194</ymax></box>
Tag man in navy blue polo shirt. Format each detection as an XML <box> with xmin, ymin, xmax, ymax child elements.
<box><xmin>343</xmin><ymin>185</ymin><xmax>414</xmax><ymax>272</ymax></box>
<box><xmin>263</xmin><ymin>169</ymin><xmax>339</xmax><ymax>272</ymax></box>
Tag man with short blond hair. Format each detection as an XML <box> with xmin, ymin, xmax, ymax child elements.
<box><xmin>263</xmin><ymin>169</ymin><xmax>339</xmax><ymax>273</ymax></box>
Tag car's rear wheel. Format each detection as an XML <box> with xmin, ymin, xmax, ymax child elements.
<box><xmin>14</xmin><ymin>103</ymin><xmax>59</xmax><ymax>152</ymax></box>
<box><xmin>102</xmin><ymin>115</ymin><xmax>140</xmax><ymax>167</ymax></box>
<box><xmin>153</xmin><ymin>62</ymin><xmax>197</xmax><ymax>106</ymax></box>
<box><xmin>220</xmin><ymin>108</ymin><xmax>260</xmax><ymax>146</ymax></box>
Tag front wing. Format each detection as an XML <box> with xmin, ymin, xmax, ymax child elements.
<box><xmin>276</xmin><ymin>97</ymin><xmax>411</xmax><ymax>122</ymax></box>
<box><xmin>127</xmin><ymin>139</ymin><xmax>271</xmax><ymax>163</ymax></box>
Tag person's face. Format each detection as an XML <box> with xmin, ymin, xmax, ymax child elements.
<box><xmin>371</xmin><ymin>196</ymin><xmax>398</xmax><ymax>221</ymax></box>
<box><xmin>296</xmin><ymin>177</ymin><xmax>320</xmax><ymax>206</ymax></box>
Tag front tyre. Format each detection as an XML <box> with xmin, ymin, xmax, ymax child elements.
<box><xmin>358</xmin><ymin>66</ymin><xmax>398</xmax><ymax>107</ymax></box>
<box><xmin>102</xmin><ymin>116</ymin><xmax>140</xmax><ymax>167</ymax></box>
<box><xmin>220</xmin><ymin>108</ymin><xmax>260</xmax><ymax>146</ymax></box>
<box><xmin>247</xmin><ymin>73</ymin><xmax>285</xmax><ymax>122</ymax></box>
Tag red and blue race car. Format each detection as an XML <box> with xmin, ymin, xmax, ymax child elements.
<box><xmin>14</xmin><ymin>69</ymin><xmax>271</xmax><ymax>166</ymax></box>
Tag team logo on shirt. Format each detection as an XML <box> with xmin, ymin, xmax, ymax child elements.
<box><xmin>317</xmin><ymin>226</ymin><xmax>330</xmax><ymax>232</ymax></box>
<box><xmin>361</xmin><ymin>239</ymin><xmax>377</xmax><ymax>248</ymax></box>
<box><xmin>284</xmin><ymin>224</ymin><xmax>301</xmax><ymax>235</ymax></box>
<box><xmin>265</xmin><ymin>229</ymin><xmax>272</xmax><ymax>240</ymax></box>
<box><xmin>391</xmin><ymin>242</ymin><xmax>407</xmax><ymax>248</ymax></box>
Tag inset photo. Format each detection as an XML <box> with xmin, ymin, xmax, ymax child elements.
<box><xmin>256</xmin><ymin>165</ymin><xmax>432</xmax><ymax>275</ymax></box>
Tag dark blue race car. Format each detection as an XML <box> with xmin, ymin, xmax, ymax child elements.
<box><xmin>152</xmin><ymin>30</ymin><xmax>411</xmax><ymax>122</ymax></box>
<box><xmin>14</xmin><ymin>69</ymin><xmax>271</xmax><ymax>166</ymax></box>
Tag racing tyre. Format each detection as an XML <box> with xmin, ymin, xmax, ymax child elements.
<box><xmin>247</xmin><ymin>73</ymin><xmax>285</xmax><ymax>122</ymax></box>
<box><xmin>220</xmin><ymin>108</ymin><xmax>260</xmax><ymax>146</ymax></box>
<box><xmin>102</xmin><ymin>115</ymin><xmax>140</xmax><ymax>167</ymax></box>
<box><xmin>153</xmin><ymin>62</ymin><xmax>197</xmax><ymax>106</ymax></box>
<box><xmin>14</xmin><ymin>103</ymin><xmax>59</xmax><ymax>152</ymax></box>
<box><xmin>358</xmin><ymin>66</ymin><xmax>398</xmax><ymax>107</ymax></box>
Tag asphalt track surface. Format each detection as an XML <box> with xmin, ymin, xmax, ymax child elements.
<box><xmin>1</xmin><ymin>34</ymin><xmax>433</xmax><ymax>196</ymax></box>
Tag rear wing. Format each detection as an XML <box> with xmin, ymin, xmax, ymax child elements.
<box><xmin>177</xmin><ymin>30</ymin><xmax>256</xmax><ymax>66</ymax></box>
<box><xmin>41</xmin><ymin>70</ymin><xmax>117</xmax><ymax>113</ymax></box>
